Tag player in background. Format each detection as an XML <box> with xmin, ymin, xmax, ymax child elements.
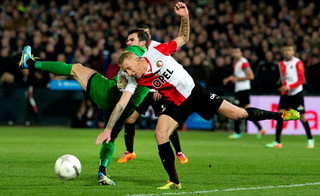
<box><xmin>266</xmin><ymin>44</ymin><xmax>314</xmax><ymax>148</ymax></box>
<box><xmin>96</xmin><ymin>2</ymin><xmax>300</xmax><ymax>189</ymax></box>
<box><xmin>223</xmin><ymin>47</ymin><xmax>265</xmax><ymax>139</ymax></box>
<box><xmin>118</xmin><ymin>26</ymin><xmax>188</xmax><ymax>164</ymax></box>
<box><xmin>19</xmin><ymin>43</ymin><xmax>150</xmax><ymax>185</ymax></box>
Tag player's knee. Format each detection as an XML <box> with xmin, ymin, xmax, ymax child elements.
<box><xmin>154</xmin><ymin>130</ymin><xmax>168</xmax><ymax>142</ymax></box>
<box><xmin>154</xmin><ymin>131</ymin><xmax>160</xmax><ymax>139</ymax></box>
<box><xmin>71</xmin><ymin>63</ymin><xmax>83</xmax><ymax>76</ymax></box>
<box><xmin>72</xmin><ymin>63</ymin><xmax>84</xmax><ymax>70</ymax></box>
<box><xmin>235</xmin><ymin>109</ymin><xmax>248</xmax><ymax>120</ymax></box>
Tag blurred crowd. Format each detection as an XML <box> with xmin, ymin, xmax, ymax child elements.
<box><xmin>1</xmin><ymin>0</ymin><xmax>320</xmax><ymax>95</ymax></box>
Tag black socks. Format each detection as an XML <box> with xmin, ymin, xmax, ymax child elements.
<box><xmin>158</xmin><ymin>142</ymin><xmax>179</xmax><ymax>184</ymax></box>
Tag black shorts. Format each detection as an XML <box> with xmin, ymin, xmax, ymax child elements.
<box><xmin>161</xmin><ymin>81</ymin><xmax>224</xmax><ymax>125</ymax></box>
<box><xmin>136</xmin><ymin>91</ymin><xmax>164</xmax><ymax>116</ymax></box>
<box><xmin>234</xmin><ymin>90</ymin><xmax>250</xmax><ymax>107</ymax></box>
<box><xmin>278</xmin><ymin>92</ymin><xmax>305</xmax><ymax>113</ymax></box>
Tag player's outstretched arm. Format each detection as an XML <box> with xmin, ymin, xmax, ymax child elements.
<box><xmin>95</xmin><ymin>91</ymin><xmax>132</xmax><ymax>145</ymax></box>
<box><xmin>173</xmin><ymin>2</ymin><xmax>189</xmax><ymax>49</ymax></box>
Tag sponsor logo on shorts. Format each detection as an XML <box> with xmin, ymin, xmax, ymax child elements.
<box><xmin>161</xmin><ymin>105</ymin><xmax>166</xmax><ymax>113</ymax></box>
<box><xmin>210</xmin><ymin>93</ymin><xmax>220</xmax><ymax>100</ymax></box>
<box><xmin>210</xmin><ymin>93</ymin><xmax>216</xmax><ymax>99</ymax></box>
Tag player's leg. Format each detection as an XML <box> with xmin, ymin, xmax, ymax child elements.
<box><xmin>125</xmin><ymin>111</ymin><xmax>139</xmax><ymax>154</ymax></box>
<box><xmin>149</xmin><ymin>93</ymin><xmax>188</xmax><ymax>164</ymax></box>
<box><xmin>295</xmin><ymin>94</ymin><xmax>314</xmax><ymax>148</ymax></box>
<box><xmin>266</xmin><ymin>108</ymin><xmax>284</xmax><ymax>148</ymax></box>
<box><xmin>19</xmin><ymin>46</ymin><xmax>96</xmax><ymax>92</ymax></box>
<box><xmin>229</xmin><ymin>92</ymin><xmax>243</xmax><ymax>139</ymax></box>
<box><xmin>218</xmin><ymin>99</ymin><xmax>293</xmax><ymax>149</ymax></box>
<box><xmin>229</xmin><ymin>120</ymin><xmax>242</xmax><ymax>139</ymax></box>
<box><xmin>300</xmin><ymin>113</ymin><xmax>314</xmax><ymax>148</ymax></box>
<box><xmin>98</xmin><ymin>141</ymin><xmax>116</xmax><ymax>186</ymax></box>
<box><xmin>243</xmin><ymin>104</ymin><xmax>265</xmax><ymax>139</ymax></box>
<box><xmin>169</xmin><ymin>130</ymin><xmax>188</xmax><ymax>164</ymax></box>
<box><xmin>98</xmin><ymin>108</ymin><xmax>134</xmax><ymax>185</ymax></box>
<box><xmin>266</xmin><ymin>95</ymin><xmax>296</xmax><ymax>148</ymax></box>
<box><xmin>117</xmin><ymin>110</ymin><xmax>139</xmax><ymax>163</ymax></box>
<box><xmin>246</xmin><ymin>112</ymin><xmax>265</xmax><ymax>139</ymax></box>
<box><xmin>217</xmin><ymin>99</ymin><xmax>299</xmax><ymax>122</ymax></box>
<box><xmin>118</xmin><ymin>91</ymin><xmax>152</xmax><ymax>163</ymax></box>
<box><xmin>155</xmin><ymin>114</ymin><xmax>181</xmax><ymax>189</ymax></box>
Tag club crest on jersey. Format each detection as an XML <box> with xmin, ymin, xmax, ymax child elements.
<box><xmin>156</xmin><ymin>60</ymin><xmax>164</xmax><ymax>67</ymax></box>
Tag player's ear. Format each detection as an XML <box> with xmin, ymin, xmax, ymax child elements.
<box><xmin>141</xmin><ymin>40</ymin><xmax>146</xmax><ymax>48</ymax></box>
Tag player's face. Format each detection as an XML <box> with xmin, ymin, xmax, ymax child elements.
<box><xmin>127</xmin><ymin>33</ymin><xmax>141</xmax><ymax>47</ymax></box>
<box><xmin>232</xmin><ymin>48</ymin><xmax>242</xmax><ymax>60</ymax></box>
<box><xmin>283</xmin><ymin>46</ymin><xmax>294</xmax><ymax>61</ymax></box>
<box><xmin>121</xmin><ymin>58</ymin><xmax>143</xmax><ymax>79</ymax></box>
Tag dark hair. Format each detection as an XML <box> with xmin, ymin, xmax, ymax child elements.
<box><xmin>282</xmin><ymin>41</ymin><xmax>296</xmax><ymax>50</ymax></box>
<box><xmin>137</xmin><ymin>24</ymin><xmax>150</xmax><ymax>31</ymax></box>
<box><xmin>128</xmin><ymin>29</ymin><xmax>150</xmax><ymax>49</ymax></box>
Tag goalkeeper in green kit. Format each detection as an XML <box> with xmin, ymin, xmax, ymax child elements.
<box><xmin>19</xmin><ymin>43</ymin><xmax>150</xmax><ymax>185</ymax></box>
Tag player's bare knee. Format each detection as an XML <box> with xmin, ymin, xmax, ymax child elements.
<box><xmin>235</xmin><ymin>109</ymin><xmax>248</xmax><ymax>120</ymax></box>
<box><xmin>241</xmin><ymin>109</ymin><xmax>249</xmax><ymax>119</ymax></box>
<box><xmin>71</xmin><ymin>63</ymin><xmax>84</xmax><ymax>77</ymax></box>
<box><xmin>154</xmin><ymin>130</ymin><xmax>167</xmax><ymax>141</ymax></box>
<box><xmin>154</xmin><ymin>131</ymin><xmax>160</xmax><ymax>139</ymax></box>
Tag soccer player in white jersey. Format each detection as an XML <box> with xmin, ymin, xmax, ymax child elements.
<box><xmin>223</xmin><ymin>48</ymin><xmax>265</xmax><ymax>139</ymax></box>
<box><xmin>96</xmin><ymin>2</ymin><xmax>300</xmax><ymax>189</ymax></box>
<box><xmin>266</xmin><ymin>44</ymin><xmax>314</xmax><ymax>149</ymax></box>
<box><xmin>118</xmin><ymin>28</ymin><xmax>188</xmax><ymax>164</ymax></box>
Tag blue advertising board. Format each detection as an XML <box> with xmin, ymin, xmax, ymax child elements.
<box><xmin>186</xmin><ymin>112</ymin><xmax>213</xmax><ymax>130</ymax></box>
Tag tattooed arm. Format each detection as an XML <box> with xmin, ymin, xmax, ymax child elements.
<box><xmin>173</xmin><ymin>2</ymin><xmax>189</xmax><ymax>49</ymax></box>
<box><xmin>95</xmin><ymin>91</ymin><xmax>132</xmax><ymax>145</ymax></box>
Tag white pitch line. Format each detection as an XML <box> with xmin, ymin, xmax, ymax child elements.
<box><xmin>126</xmin><ymin>182</ymin><xmax>320</xmax><ymax>196</ymax></box>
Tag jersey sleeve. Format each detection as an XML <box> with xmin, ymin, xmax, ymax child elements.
<box><xmin>288</xmin><ymin>60</ymin><xmax>305</xmax><ymax>90</ymax></box>
<box><xmin>241</xmin><ymin>62</ymin><xmax>251</xmax><ymax>72</ymax></box>
<box><xmin>153</xmin><ymin>40</ymin><xmax>178</xmax><ymax>56</ymax></box>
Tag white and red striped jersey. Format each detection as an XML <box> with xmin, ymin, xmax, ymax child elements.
<box><xmin>148</xmin><ymin>40</ymin><xmax>161</xmax><ymax>93</ymax></box>
<box><xmin>233</xmin><ymin>57</ymin><xmax>251</xmax><ymax>92</ymax></box>
<box><xmin>149</xmin><ymin>40</ymin><xmax>161</xmax><ymax>48</ymax></box>
<box><xmin>136</xmin><ymin>40</ymin><xmax>195</xmax><ymax>106</ymax></box>
<box><xmin>279</xmin><ymin>56</ymin><xmax>304</xmax><ymax>96</ymax></box>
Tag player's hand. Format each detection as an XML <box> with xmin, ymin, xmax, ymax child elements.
<box><xmin>95</xmin><ymin>128</ymin><xmax>111</xmax><ymax>145</ymax></box>
<box><xmin>153</xmin><ymin>90</ymin><xmax>162</xmax><ymax>101</ymax></box>
<box><xmin>222</xmin><ymin>78</ymin><xmax>229</xmax><ymax>86</ymax></box>
<box><xmin>278</xmin><ymin>85</ymin><xmax>289</xmax><ymax>93</ymax></box>
<box><xmin>174</xmin><ymin>2</ymin><xmax>189</xmax><ymax>18</ymax></box>
<box><xmin>230</xmin><ymin>76</ymin><xmax>238</xmax><ymax>83</ymax></box>
<box><xmin>223</xmin><ymin>76</ymin><xmax>232</xmax><ymax>85</ymax></box>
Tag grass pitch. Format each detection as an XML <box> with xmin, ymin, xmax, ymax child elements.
<box><xmin>0</xmin><ymin>126</ymin><xmax>319</xmax><ymax>195</ymax></box>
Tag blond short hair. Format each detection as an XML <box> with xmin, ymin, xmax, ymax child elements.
<box><xmin>117</xmin><ymin>51</ymin><xmax>138</xmax><ymax>66</ymax></box>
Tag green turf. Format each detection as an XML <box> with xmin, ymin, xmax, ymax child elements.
<box><xmin>0</xmin><ymin>126</ymin><xmax>319</xmax><ymax>195</ymax></box>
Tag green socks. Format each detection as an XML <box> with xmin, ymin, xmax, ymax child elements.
<box><xmin>35</xmin><ymin>61</ymin><xmax>72</xmax><ymax>76</ymax></box>
<box><xmin>99</xmin><ymin>141</ymin><xmax>115</xmax><ymax>168</ymax></box>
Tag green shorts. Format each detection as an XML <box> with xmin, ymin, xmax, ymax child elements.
<box><xmin>87</xmin><ymin>73</ymin><xmax>149</xmax><ymax>140</ymax></box>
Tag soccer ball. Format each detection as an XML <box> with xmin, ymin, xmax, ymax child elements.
<box><xmin>54</xmin><ymin>154</ymin><xmax>81</xmax><ymax>181</ymax></box>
